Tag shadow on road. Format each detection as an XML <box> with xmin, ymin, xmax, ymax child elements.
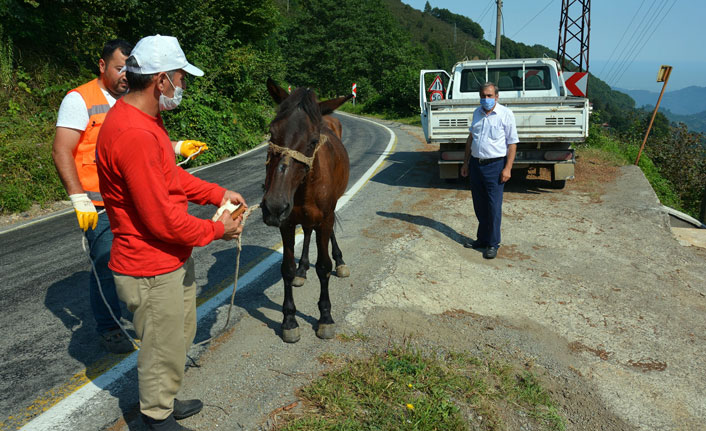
<box><xmin>195</xmin><ymin>245</ymin><xmax>319</xmax><ymax>346</ymax></box>
<box><xmin>377</xmin><ymin>211</ymin><xmax>472</xmax><ymax>246</ymax></box>
<box><xmin>44</xmin><ymin>271</ymin><xmax>139</xmax><ymax>424</ymax></box>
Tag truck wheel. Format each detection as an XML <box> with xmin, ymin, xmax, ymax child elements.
<box><xmin>550</xmin><ymin>180</ymin><xmax>566</xmax><ymax>189</ymax></box>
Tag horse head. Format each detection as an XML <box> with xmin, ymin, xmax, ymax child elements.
<box><xmin>261</xmin><ymin>78</ymin><xmax>351</xmax><ymax>227</ymax></box>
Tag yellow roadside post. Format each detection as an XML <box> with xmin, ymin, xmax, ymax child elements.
<box><xmin>635</xmin><ymin>65</ymin><xmax>672</xmax><ymax>166</ymax></box>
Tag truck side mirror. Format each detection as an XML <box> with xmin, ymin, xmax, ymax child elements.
<box><xmin>560</xmin><ymin>86</ymin><xmax>566</xmax><ymax>97</ymax></box>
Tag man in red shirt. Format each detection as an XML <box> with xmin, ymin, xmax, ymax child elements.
<box><xmin>96</xmin><ymin>35</ymin><xmax>245</xmax><ymax>431</ymax></box>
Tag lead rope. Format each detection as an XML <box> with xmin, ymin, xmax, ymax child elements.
<box><xmin>193</xmin><ymin>203</ymin><xmax>259</xmax><ymax>348</ymax></box>
<box><xmin>83</xmin><ymin>146</ymin><xmax>246</xmax><ymax>352</ymax></box>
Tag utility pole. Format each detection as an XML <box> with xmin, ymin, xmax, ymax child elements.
<box><xmin>635</xmin><ymin>65</ymin><xmax>672</xmax><ymax>166</ymax></box>
<box><xmin>495</xmin><ymin>0</ymin><xmax>502</xmax><ymax>59</ymax></box>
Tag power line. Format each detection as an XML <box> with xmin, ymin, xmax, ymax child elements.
<box><xmin>606</xmin><ymin>0</ymin><xmax>670</xmax><ymax>86</ymax></box>
<box><xmin>602</xmin><ymin>0</ymin><xmax>660</xmax><ymax>85</ymax></box>
<box><xmin>596</xmin><ymin>1</ymin><xmax>645</xmax><ymax>78</ymax></box>
<box><xmin>602</xmin><ymin>0</ymin><xmax>659</xmax><ymax>83</ymax></box>
<box><xmin>510</xmin><ymin>0</ymin><xmax>556</xmax><ymax>40</ymax></box>
<box><xmin>607</xmin><ymin>0</ymin><xmax>667</xmax><ymax>84</ymax></box>
<box><xmin>477</xmin><ymin>0</ymin><xmax>495</xmax><ymax>27</ymax></box>
<box><xmin>612</xmin><ymin>0</ymin><xmax>678</xmax><ymax>87</ymax></box>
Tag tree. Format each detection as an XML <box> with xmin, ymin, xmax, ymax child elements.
<box><xmin>281</xmin><ymin>0</ymin><xmax>424</xmax><ymax>115</ymax></box>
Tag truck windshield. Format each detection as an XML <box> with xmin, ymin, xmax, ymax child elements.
<box><xmin>460</xmin><ymin>66</ymin><xmax>552</xmax><ymax>93</ymax></box>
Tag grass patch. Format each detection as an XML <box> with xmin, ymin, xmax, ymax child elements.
<box><xmin>273</xmin><ymin>346</ymin><xmax>565</xmax><ymax>431</ymax></box>
<box><xmin>336</xmin><ymin>332</ymin><xmax>370</xmax><ymax>343</ymax></box>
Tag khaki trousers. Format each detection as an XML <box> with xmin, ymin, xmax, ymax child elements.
<box><xmin>114</xmin><ymin>258</ymin><xmax>197</xmax><ymax>420</ymax></box>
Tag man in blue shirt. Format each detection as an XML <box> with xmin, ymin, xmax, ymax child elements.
<box><xmin>460</xmin><ymin>82</ymin><xmax>518</xmax><ymax>259</ymax></box>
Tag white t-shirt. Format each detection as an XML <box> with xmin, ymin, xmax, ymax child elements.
<box><xmin>469</xmin><ymin>103</ymin><xmax>519</xmax><ymax>159</ymax></box>
<box><xmin>56</xmin><ymin>88</ymin><xmax>117</xmax><ymax>131</ymax></box>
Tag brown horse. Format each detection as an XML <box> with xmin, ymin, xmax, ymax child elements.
<box><xmin>262</xmin><ymin>78</ymin><xmax>352</xmax><ymax>343</ymax></box>
<box><xmin>291</xmin><ymin>114</ymin><xmax>348</xmax><ymax>287</ymax></box>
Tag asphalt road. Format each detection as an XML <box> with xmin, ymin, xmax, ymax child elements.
<box><xmin>0</xmin><ymin>113</ymin><xmax>391</xmax><ymax>429</ymax></box>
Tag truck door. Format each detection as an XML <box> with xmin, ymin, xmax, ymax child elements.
<box><xmin>419</xmin><ymin>70</ymin><xmax>450</xmax><ymax>141</ymax></box>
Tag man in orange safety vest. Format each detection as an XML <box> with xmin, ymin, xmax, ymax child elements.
<box><xmin>52</xmin><ymin>40</ymin><xmax>209</xmax><ymax>354</ymax></box>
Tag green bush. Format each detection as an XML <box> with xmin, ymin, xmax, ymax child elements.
<box><xmin>0</xmin><ymin>0</ymin><xmax>285</xmax><ymax>213</ymax></box>
<box><xmin>0</xmin><ymin>140</ymin><xmax>66</xmax><ymax>213</ymax></box>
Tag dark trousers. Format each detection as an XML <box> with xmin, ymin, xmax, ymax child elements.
<box><xmin>469</xmin><ymin>157</ymin><xmax>505</xmax><ymax>248</ymax></box>
<box><xmin>84</xmin><ymin>210</ymin><xmax>123</xmax><ymax>334</ymax></box>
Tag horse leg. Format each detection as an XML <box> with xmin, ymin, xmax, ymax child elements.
<box><xmin>331</xmin><ymin>231</ymin><xmax>349</xmax><ymax>278</ymax></box>
<box><xmin>314</xmin><ymin>222</ymin><xmax>336</xmax><ymax>339</ymax></box>
<box><xmin>293</xmin><ymin>226</ymin><xmax>312</xmax><ymax>287</ymax></box>
<box><xmin>280</xmin><ymin>225</ymin><xmax>300</xmax><ymax>343</ymax></box>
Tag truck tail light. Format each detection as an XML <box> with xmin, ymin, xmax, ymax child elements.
<box><xmin>440</xmin><ymin>151</ymin><xmax>465</xmax><ymax>161</ymax></box>
<box><xmin>544</xmin><ymin>151</ymin><xmax>573</xmax><ymax>161</ymax></box>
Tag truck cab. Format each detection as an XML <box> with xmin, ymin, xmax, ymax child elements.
<box><xmin>420</xmin><ymin>58</ymin><xmax>589</xmax><ymax>188</ymax></box>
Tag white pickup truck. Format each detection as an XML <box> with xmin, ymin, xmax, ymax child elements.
<box><xmin>420</xmin><ymin>58</ymin><xmax>590</xmax><ymax>188</ymax></box>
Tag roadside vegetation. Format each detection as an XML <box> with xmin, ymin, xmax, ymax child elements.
<box><xmin>581</xmin><ymin>114</ymin><xmax>705</xmax><ymax>216</ymax></box>
<box><xmin>273</xmin><ymin>345</ymin><xmax>565</xmax><ymax>431</ymax></box>
<box><xmin>1</xmin><ymin>0</ymin><xmax>704</xmax><ymax>219</ymax></box>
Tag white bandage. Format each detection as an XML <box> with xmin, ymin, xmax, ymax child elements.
<box><xmin>212</xmin><ymin>199</ymin><xmax>241</xmax><ymax>222</ymax></box>
<box><xmin>174</xmin><ymin>140</ymin><xmax>184</xmax><ymax>156</ymax></box>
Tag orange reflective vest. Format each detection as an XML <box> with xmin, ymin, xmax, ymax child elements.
<box><xmin>68</xmin><ymin>79</ymin><xmax>110</xmax><ymax>206</ymax></box>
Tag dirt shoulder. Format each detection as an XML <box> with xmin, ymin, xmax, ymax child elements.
<box><xmin>111</xmin><ymin>120</ymin><xmax>705</xmax><ymax>431</ymax></box>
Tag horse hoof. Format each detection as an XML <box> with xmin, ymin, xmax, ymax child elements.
<box><xmin>282</xmin><ymin>327</ymin><xmax>301</xmax><ymax>343</ymax></box>
<box><xmin>335</xmin><ymin>265</ymin><xmax>350</xmax><ymax>278</ymax></box>
<box><xmin>292</xmin><ymin>276</ymin><xmax>306</xmax><ymax>287</ymax></box>
<box><xmin>316</xmin><ymin>323</ymin><xmax>335</xmax><ymax>340</ymax></box>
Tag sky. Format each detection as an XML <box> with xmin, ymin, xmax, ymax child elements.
<box><xmin>401</xmin><ymin>0</ymin><xmax>704</xmax><ymax>92</ymax></box>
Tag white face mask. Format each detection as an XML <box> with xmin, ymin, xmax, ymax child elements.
<box><xmin>159</xmin><ymin>74</ymin><xmax>183</xmax><ymax>111</ymax></box>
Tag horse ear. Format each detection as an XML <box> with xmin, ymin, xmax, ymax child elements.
<box><xmin>319</xmin><ymin>94</ymin><xmax>353</xmax><ymax>116</ymax></box>
<box><xmin>267</xmin><ymin>78</ymin><xmax>289</xmax><ymax>104</ymax></box>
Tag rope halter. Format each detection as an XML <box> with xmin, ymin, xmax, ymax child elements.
<box><xmin>267</xmin><ymin>134</ymin><xmax>328</xmax><ymax>170</ymax></box>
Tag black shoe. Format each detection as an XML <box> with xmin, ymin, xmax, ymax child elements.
<box><xmin>483</xmin><ymin>246</ymin><xmax>498</xmax><ymax>259</ymax></box>
<box><xmin>100</xmin><ymin>328</ymin><xmax>135</xmax><ymax>354</ymax></box>
<box><xmin>463</xmin><ymin>239</ymin><xmax>487</xmax><ymax>249</ymax></box>
<box><xmin>142</xmin><ymin>414</ymin><xmax>195</xmax><ymax>430</ymax></box>
<box><xmin>173</xmin><ymin>398</ymin><xmax>203</xmax><ymax>420</ymax></box>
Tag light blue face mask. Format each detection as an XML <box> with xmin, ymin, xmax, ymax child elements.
<box><xmin>480</xmin><ymin>98</ymin><xmax>496</xmax><ymax>111</ymax></box>
<box><xmin>159</xmin><ymin>74</ymin><xmax>183</xmax><ymax>111</ymax></box>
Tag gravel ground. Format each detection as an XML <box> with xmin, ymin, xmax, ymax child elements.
<box><xmin>99</xmin><ymin>120</ymin><xmax>705</xmax><ymax>431</ymax></box>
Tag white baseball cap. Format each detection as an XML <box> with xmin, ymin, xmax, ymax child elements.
<box><xmin>124</xmin><ymin>34</ymin><xmax>204</xmax><ymax>76</ymax></box>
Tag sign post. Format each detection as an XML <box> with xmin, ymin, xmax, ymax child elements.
<box><xmin>635</xmin><ymin>65</ymin><xmax>672</xmax><ymax>166</ymax></box>
<box><xmin>352</xmin><ymin>82</ymin><xmax>357</xmax><ymax>106</ymax></box>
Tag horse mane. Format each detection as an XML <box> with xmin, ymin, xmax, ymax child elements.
<box><xmin>274</xmin><ymin>87</ymin><xmax>322</xmax><ymax>125</ymax></box>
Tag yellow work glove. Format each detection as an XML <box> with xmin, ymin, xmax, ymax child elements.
<box><xmin>69</xmin><ymin>193</ymin><xmax>98</xmax><ymax>231</ymax></box>
<box><xmin>175</xmin><ymin>140</ymin><xmax>208</xmax><ymax>159</ymax></box>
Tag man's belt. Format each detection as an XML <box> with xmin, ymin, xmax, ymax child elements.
<box><xmin>473</xmin><ymin>156</ymin><xmax>504</xmax><ymax>165</ymax></box>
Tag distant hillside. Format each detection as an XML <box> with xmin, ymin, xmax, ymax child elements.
<box><xmin>383</xmin><ymin>0</ymin><xmax>495</xmax><ymax>70</ymax></box>
<box><xmin>660</xmin><ymin>108</ymin><xmax>706</xmax><ymax>134</ymax></box>
<box><xmin>616</xmin><ymin>86</ymin><xmax>706</xmax><ymax>115</ymax></box>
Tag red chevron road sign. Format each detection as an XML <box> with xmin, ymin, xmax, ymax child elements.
<box><xmin>564</xmin><ymin>72</ymin><xmax>588</xmax><ymax>97</ymax></box>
